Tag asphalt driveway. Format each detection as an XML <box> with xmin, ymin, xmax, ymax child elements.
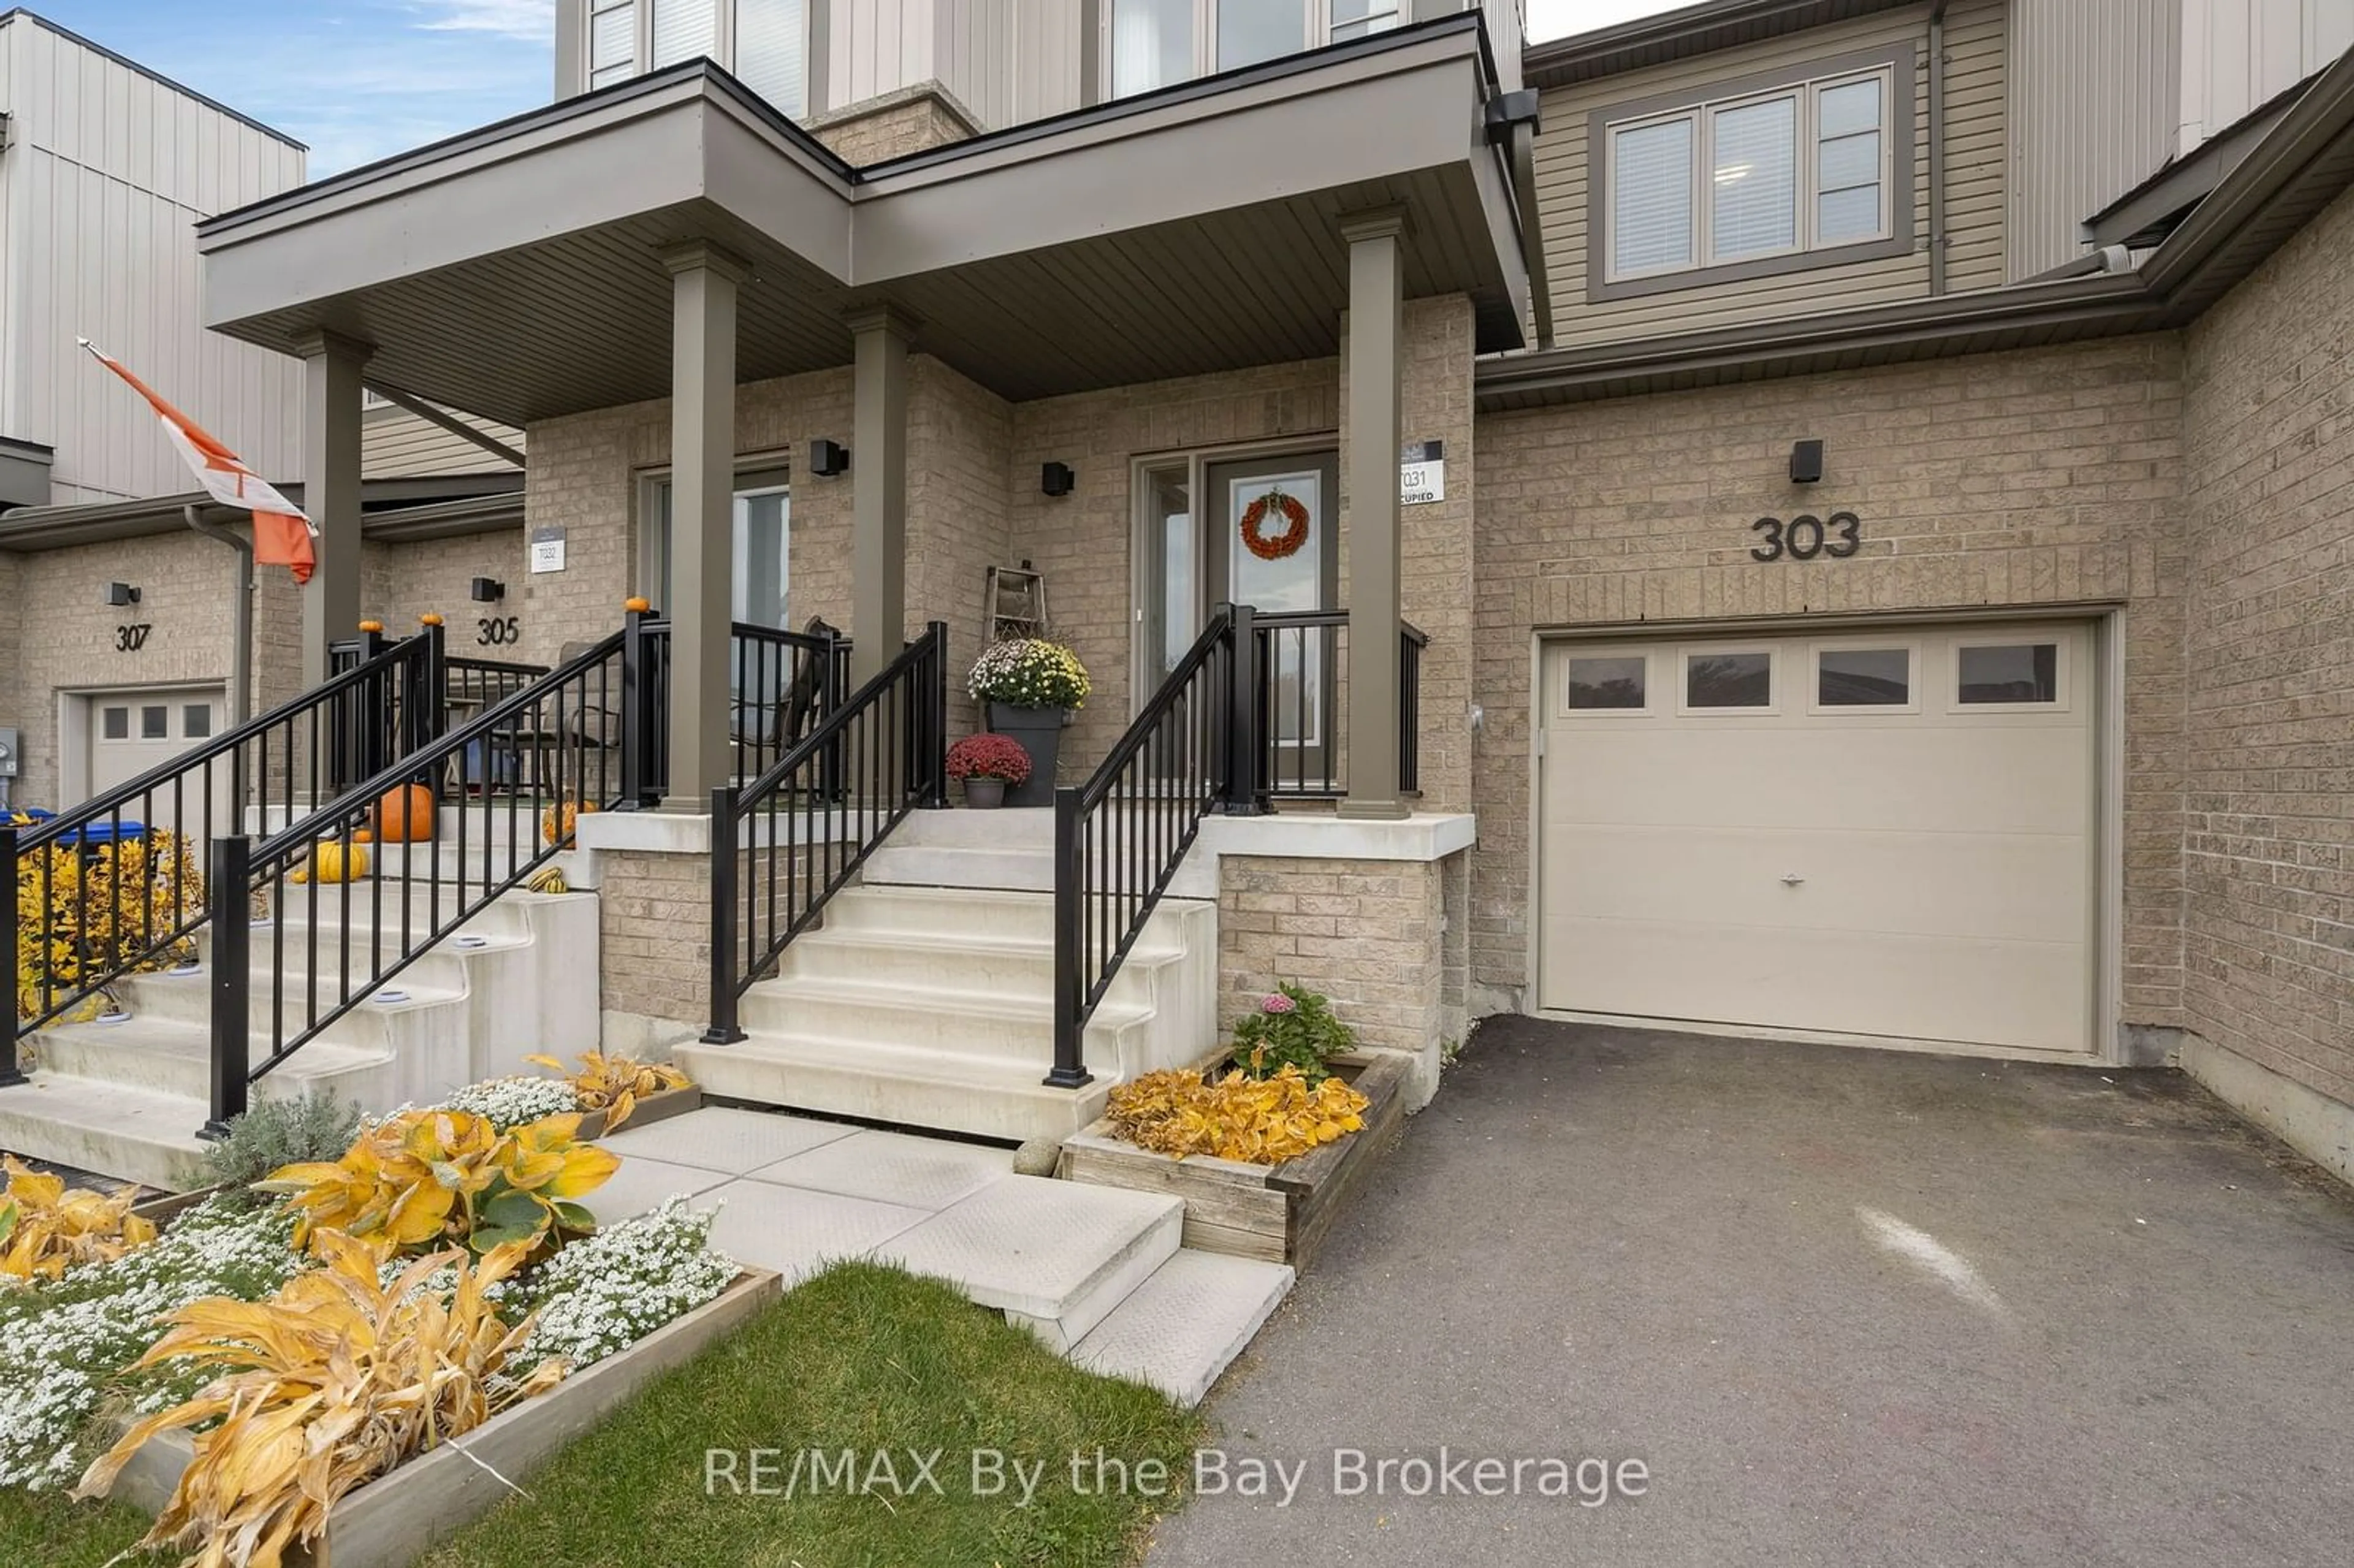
<box><xmin>1145</xmin><ymin>1019</ymin><xmax>2354</xmax><ymax>1568</ymax></box>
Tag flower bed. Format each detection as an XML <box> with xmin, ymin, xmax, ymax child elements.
<box><xmin>110</xmin><ymin>1265</ymin><xmax>780</xmax><ymax>1568</ymax></box>
<box><xmin>0</xmin><ymin>1060</ymin><xmax>739</xmax><ymax>1568</ymax></box>
<box><xmin>1057</xmin><ymin>1049</ymin><xmax>1411</xmax><ymax>1268</ymax></box>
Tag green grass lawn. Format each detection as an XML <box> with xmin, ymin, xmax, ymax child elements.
<box><xmin>4</xmin><ymin>1261</ymin><xmax>1202</xmax><ymax>1568</ymax></box>
<box><xmin>0</xmin><ymin>1486</ymin><xmax>154</xmax><ymax>1566</ymax></box>
<box><xmin>420</xmin><ymin>1260</ymin><xmax>1203</xmax><ymax>1568</ymax></box>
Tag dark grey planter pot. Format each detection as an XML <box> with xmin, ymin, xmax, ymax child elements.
<box><xmin>988</xmin><ymin>702</ymin><xmax>1065</xmax><ymax>807</ymax></box>
<box><xmin>962</xmin><ymin>777</ymin><xmax>1007</xmax><ymax>809</ymax></box>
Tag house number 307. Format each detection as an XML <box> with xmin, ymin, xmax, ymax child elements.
<box><xmin>1751</xmin><ymin>512</ymin><xmax>1862</xmax><ymax>562</ymax></box>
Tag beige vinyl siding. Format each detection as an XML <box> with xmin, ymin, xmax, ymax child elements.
<box><xmin>2006</xmin><ymin>0</ymin><xmax>2177</xmax><ymax>280</ymax></box>
<box><xmin>1011</xmin><ymin>0</ymin><xmax>1087</xmax><ymax>125</ymax></box>
<box><xmin>934</xmin><ymin>0</ymin><xmax>1015</xmax><ymax>129</ymax></box>
<box><xmin>0</xmin><ymin>14</ymin><xmax>305</xmax><ymax>506</ymax></box>
<box><xmin>1533</xmin><ymin>1</ymin><xmax>2006</xmax><ymax>349</ymax></box>
<box><xmin>2180</xmin><ymin>0</ymin><xmax>2354</xmax><ymax>154</ymax></box>
<box><xmin>362</xmin><ymin>407</ymin><xmax>525</xmax><ymax>481</ymax></box>
<box><xmin>1941</xmin><ymin>0</ymin><xmax>2008</xmax><ymax>289</ymax></box>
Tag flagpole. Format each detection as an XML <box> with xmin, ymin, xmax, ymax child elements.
<box><xmin>183</xmin><ymin>504</ymin><xmax>254</xmax><ymax>728</ymax></box>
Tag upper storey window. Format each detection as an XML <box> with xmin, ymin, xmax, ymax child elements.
<box><xmin>1111</xmin><ymin>1</ymin><xmax>1402</xmax><ymax>99</ymax></box>
<box><xmin>1594</xmin><ymin>47</ymin><xmax>1913</xmax><ymax>299</ymax></box>
<box><xmin>586</xmin><ymin>0</ymin><xmax>809</xmax><ymax>118</ymax></box>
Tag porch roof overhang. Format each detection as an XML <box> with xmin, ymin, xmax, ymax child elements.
<box><xmin>0</xmin><ymin>473</ymin><xmax>524</xmax><ymax>552</ymax></box>
<box><xmin>196</xmin><ymin>15</ymin><xmax>1531</xmax><ymax>424</ymax></box>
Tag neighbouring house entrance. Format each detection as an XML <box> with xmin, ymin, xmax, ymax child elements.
<box><xmin>1138</xmin><ymin>447</ymin><xmax>1340</xmax><ymax>786</ymax></box>
<box><xmin>1535</xmin><ymin>620</ymin><xmax>2099</xmax><ymax>1056</ymax></box>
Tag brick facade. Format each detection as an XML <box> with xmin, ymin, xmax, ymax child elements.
<box><xmin>1469</xmin><ymin>337</ymin><xmax>2190</xmax><ymax>1027</ymax></box>
<box><xmin>805</xmin><ymin>85</ymin><xmax>979</xmax><ymax>166</ymax></box>
<box><xmin>364</xmin><ymin>532</ymin><xmax>527</xmax><ymax>651</ymax></box>
<box><xmin>2180</xmin><ymin>181</ymin><xmax>2354</xmax><ymax>1108</ymax></box>
<box><xmin>593</xmin><ymin>844</ymin><xmax>718</xmax><ymax>1040</ymax></box>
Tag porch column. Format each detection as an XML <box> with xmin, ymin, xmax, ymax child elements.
<box><xmin>848</xmin><ymin>305</ymin><xmax>916</xmax><ymax>688</ymax></box>
<box><xmin>295</xmin><ymin>330</ymin><xmax>370</xmax><ymax>690</ymax></box>
<box><xmin>662</xmin><ymin>242</ymin><xmax>749</xmax><ymax>808</ymax></box>
<box><xmin>1339</xmin><ymin>210</ymin><xmax>1409</xmax><ymax>821</ymax></box>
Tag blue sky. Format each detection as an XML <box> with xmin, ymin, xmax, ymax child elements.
<box><xmin>28</xmin><ymin>2</ymin><xmax>557</xmax><ymax>175</ymax></box>
<box><xmin>25</xmin><ymin>1</ymin><xmax>1669</xmax><ymax>177</ymax></box>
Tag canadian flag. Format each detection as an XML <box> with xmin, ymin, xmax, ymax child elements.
<box><xmin>79</xmin><ymin>339</ymin><xmax>318</xmax><ymax>584</ymax></box>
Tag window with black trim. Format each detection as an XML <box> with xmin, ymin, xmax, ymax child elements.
<box><xmin>1590</xmin><ymin>46</ymin><xmax>1913</xmax><ymax>300</ymax></box>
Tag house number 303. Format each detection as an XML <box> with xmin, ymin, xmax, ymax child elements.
<box><xmin>1751</xmin><ymin>512</ymin><xmax>1862</xmax><ymax>562</ymax></box>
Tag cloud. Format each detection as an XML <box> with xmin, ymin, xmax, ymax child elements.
<box><xmin>413</xmin><ymin>1</ymin><xmax>557</xmax><ymax>44</ymax></box>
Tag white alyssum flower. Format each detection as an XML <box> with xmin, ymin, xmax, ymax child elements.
<box><xmin>0</xmin><ymin>1198</ymin><xmax>302</xmax><ymax>1490</ymax></box>
<box><xmin>512</xmin><ymin>1199</ymin><xmax>736</xmax><ymax>1371</ymax></box>
<box><xmin>429</xmin><ymin>1076</ymin><xmax>582</xmax><ymax>1132</ymax></box>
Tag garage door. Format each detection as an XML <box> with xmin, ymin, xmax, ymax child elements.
<box><xmin>1537</xmin><ymin>623</ymin><xmax>2095</xmax><ymax>1054</ymax></box>
<box><xmin>82</xmin><ymin>688</ymin><xmax>227</xmax><ymax>831</ymax></box>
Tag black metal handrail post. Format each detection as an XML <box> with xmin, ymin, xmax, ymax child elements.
<box><xmin>705</xmin><ymin>785</ymin><xmax>745</xmax><ymax>1045</ymax></box>
<box><xmin>416</xmin><ymin>615</ymin><xmax>449</xmax><ymax>759</ymax></box>
<box><xmin>1221</xmin><ymin>601</ymin><xmax>1266</xmax><ymax>815</ymax></box>
<box><xmin>1048</xmin><ymin>784</ymin><xmax>1091</xmax><ymax>1087</ymax></box>
<box><xmin>0</xmin><ymin>826</ymin><xmax>24</xmax><ymax>1089</ymax></box>
<box><xmin>620</xmin><ymin>602</ymin><xmax>658</xmax><ymax>807</ymax></box>
<box><xmin>1400</xmin><ymin>621</ymin><xmax>1428</xmax><ymax>799</ymax></box>
<box><xmin>923</xmin><ymin>620</ymin><xmax>948</xmax><ymax>807</ymax></box>
<box><xmin>202</xmin><ymin>834</ymin><xmax>251</xmax><ymax>1137</ymax></box>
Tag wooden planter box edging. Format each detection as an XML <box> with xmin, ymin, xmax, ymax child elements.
<box><xmin>1055</xmin><ymin>1050</ymin><xmax>1410</xmax><ymax>1269</ymax></box>
<box><xmin>577</xmin><ymin>1083</ymin><xmax>703</xmax><ymax>1140</ymax></box>
<box><xmin>111</xmin><ymin>1266</ymin><xmax>780</xmax><ymax>1568</ymax></box>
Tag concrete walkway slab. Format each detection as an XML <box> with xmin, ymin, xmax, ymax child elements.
<box><xmin>1145</xmin><ymin>1020</ymin><xmax>2354</xmax><ymax>1568</ymax></box>
<box><xmin>597</xmin><ymin>1104</ymin><xmax>857</xmax><ymax>1174</ymax></box>
<box><xmin>752</xmin><ymin>1127</ymin><xmax>1012</xmax><ymax>1209</ymax></box>
<box><xmin>693</xmin><ymin>1178</ymin><xmax>933</xmax><ymax>1285</ymax></box>
<box><xmin>585</xmin><ymin>1154</ymin><xmax>734</xmax><ymax>1224</ymax></box>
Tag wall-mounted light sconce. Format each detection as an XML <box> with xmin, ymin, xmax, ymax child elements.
<box><xmin>470</xmin><ymin>577</ymin><xmax>506</xmax><ymax>603</ymax></box>
<box><xmin>1041</xmin><ymin>461</ymin><xmax>1075</xmax><ymax>498</ymax></box>
<box><xmin>1789</xmin><ymin>440</ymin><xmax>1825</xmax><ymax>485</ymax></box>
<box><xmin>103</xmin><ymin>582</ymin><xmax>140</xmax><ymax>607</ymax></box>
<box><xmin>809</xmin><ymin>438</ymin><xmax>850</xmax><ymax>478</ymax></box>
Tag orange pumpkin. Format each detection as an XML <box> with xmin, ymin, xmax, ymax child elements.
<box><xmin>542</xmin><ymin>800</ymin><xmax>600</xmax><ymax>846</ymax></box>
<box><xmin>351</xmin><ymin>826</ymin><xmax>375</xmax><ymax>845</ymax></box>
<box><xmin>373</xmin><ymin>783</ymin><xmax>436</xmax><ymax>843</ymax></box>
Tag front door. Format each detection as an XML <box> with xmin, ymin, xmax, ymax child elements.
<box><xmin>1202</xmin><ymin>451</ymin><xmax>1340</xmax><ymax>791</ymax></box>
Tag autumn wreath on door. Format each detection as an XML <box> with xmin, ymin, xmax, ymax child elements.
<box><xmin>1239</xmin><ymin>487</ymin><xmax>1311</xmax><ymax>561</ymax></box>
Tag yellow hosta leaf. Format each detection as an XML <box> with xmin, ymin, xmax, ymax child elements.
<box><xmin>1107</xmin><ymin>1066</ymin><xmax>1371</xmax><ymax>1165</ymax></box>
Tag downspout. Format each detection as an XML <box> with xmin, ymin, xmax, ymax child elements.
<box><xmin>1928</xmin><ymin>0</ymin><xmax>1949</xmax><ymax>294</ymax></box>
<box><xmin>182</xmin><ymin>504</ymin><xmax>254</xmax><ymax>727</ymax></box>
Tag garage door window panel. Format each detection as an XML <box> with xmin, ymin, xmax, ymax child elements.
<box><xmin>1564</xmin><ymin>654</ymin><xmax>1650</xmax><ymax>713</ymax></box>
<box><xmin>140</xmin><ymin>706</ymin><xmax>169</xmax><ymax>740</ymax></box>
<box><xmin>1680</xmin><ymin>648</ymin><xmax>1777</xmax><ymax>712</ymax></box>
<box><xmin>1954</xmin><ymin>641</ymin><xmax>2064</xmax><ymax>709</ymax></box>
<box><xmin>1814</xmin><ymin>645</ymin><xmax>1916</xmax><ymax>712</ymax></box>
<box><xmin>101</xmin><ymin>707</ymin><xmax>130</xmax><ymax>741</ymax></box>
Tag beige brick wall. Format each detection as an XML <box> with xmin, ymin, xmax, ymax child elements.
<box><xmin>362</xmin><ymin>531</ymin><xmax>528</xmax><ymax>652</ymax></box>
<box><xmin>1219</xmin><ymin>854</ymin><xmax>1455</xmax><ymax>1063</ymax></box>
<box><xmin>1471</xmin><ymin>335</ymin><xmax>2191</xmax><ymax>1022</ymax></box>
<box><xmin>520</xmin><ymin>367</ymin><xmax>858</xmax><ymax>669</ymax></box>
<box><xmin>908</xmin><ymin>357</ymin><xmax>1013</xmax><ymax>740</ymax></box>
<box><xmin>595</xmin><ymin>845</ymin><xmax>718</xmax><ymax>1033</ymax></box>
<box><xmin>806</xmin><ymin>86</ymin><xmax>977</xmax><ymax>165</ymax></box>
<box><xmin>2180</xmin><ymin>181</ymin><xmax>2354</xmax><ymax>1107</ymax></box>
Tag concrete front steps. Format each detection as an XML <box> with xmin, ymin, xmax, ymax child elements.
<box><xmin>600</xmin><ymin>1105</ymin><xmax>1292</xmax><ymax>1406</ymax></box>
<box><xmin>677</xmin><ymin>807</ymin><xmax>1218</xmax><ymax>1143</ymax></box>
<box><xmin>0</xmin><ymin>817</ymin><xmax>600</xmax><ymax>1189</ymax></box>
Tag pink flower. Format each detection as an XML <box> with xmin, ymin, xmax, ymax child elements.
<box><xmin>1260</xmin><ymin>993</ymin><xmax>1297</xmax><ymax>1014</ymax></box>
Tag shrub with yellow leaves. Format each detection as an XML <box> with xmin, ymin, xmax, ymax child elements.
<box><xmin>0</xmin><ymin>1153</ymin><xmax>158</xmax><ymax>1282</ymax></box>
<box><xmin>1107</xmin><ymin>1065</ymin><xmax>1370</xmax><ymax>1165</ymax></box>
<box><xmin>259</xmin><ymin>1108</ymin><xmax>619</xmax><ymax>1263</ymax></box>
<box><xmin>13</xmin><ymin>828</ymin><xmax>205</xmax><ymax>1020</ymax></box>
<box><xmin>74</xmin><ymin>1230</ymin><xmax>566</xmax><ymax>1568</ymax></box>
<box><xmin>525</xmin><ymin>1050</ymin><xmax>691</xmax><ymax>1133</ymax></box>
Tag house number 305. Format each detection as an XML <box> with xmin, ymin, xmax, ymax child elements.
<box><xmin>1751</xmin><ymin>512</ymin><xmax>1862</xmax><ymax>562</ymax></box>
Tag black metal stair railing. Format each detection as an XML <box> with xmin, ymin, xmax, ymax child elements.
<box><xmin>617</xmin><ymin>612</ymin><xmax>854</xmax><ymax>805</ymax></box>
<box><xmin>2</xmin><ymin>626</ymin><xmax>443</xmax><ymax>1085</ymax></box>
<box><xmin>1048</xmin><ymin>606</ymin><xmax>1240</xmax><ymax>1088</ymax></box>
<box><xmin>1249</xmin><ymin>611</ymin><xmax>1430</xmax><ymax>801</ymax></box>
<box><xmin>205</xmin><ymin>630</ymin><xmax>631</xmax><ymax>1132</ymax></box>
<box><xmin>704</xmin><ymin>623</ymin><xmax>948</xmax><ymax>1045</ymax></box>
